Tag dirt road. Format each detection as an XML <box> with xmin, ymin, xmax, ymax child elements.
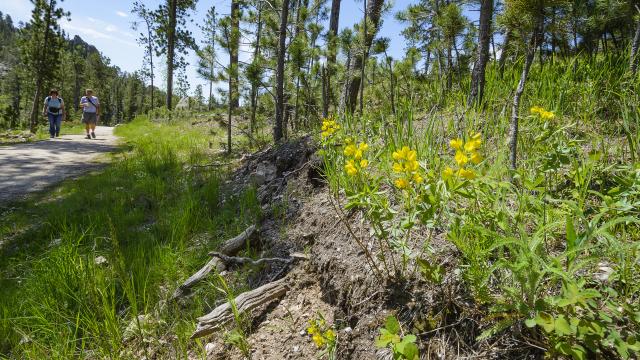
<box><xmin>0</xmin><ymin>126</ymin><xmax>119</xmax><ymax>203</ymax></box>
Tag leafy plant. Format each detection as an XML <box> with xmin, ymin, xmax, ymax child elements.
<box><xmin>376</xmin><ymin>315</ymin><xmax>419</xmax><ymax>360</ymax></box>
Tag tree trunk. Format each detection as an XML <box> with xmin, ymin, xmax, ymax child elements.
<box><xmin>165</xmin><ymin>0</ymin><xmax>177</xmax><ymax>109</ymax></box>
<box><xmin>321</xmin><ymin>65</ymin><xmax>329</xmax><ymax>118</ymax></box>
<box><xmin>630</xmin><ymin>18</ymin><xmax>640</xmax><ymax>75</ymax></box>
<box><xmin>29</xmin><ymin>0</ymin><xmax>54</xmax><ymax>133</ymax></box>
<box><xmin>358</xmin><ymin>0</ymin><xmax>367</xmax><ymax>114</ymax></box>
<box><xmin>230</xmin><ymin>0</ymin><xmax>240</xmax><ymax>109</ymax></box>
<box><xmin>147</xmin><ymin>19</ymin><xmax>155</xmax><ymax>110</ymax></box>
<box><xmin>468</xmin><ymin>0</ymin><xmax>493</xmax><ymax>107</ymax></box>
<box><xmin>346</xmin><ymin>0</ymin><xmax>384</xmax><ymax>113</ymax></box>
<box><xmin>250</xmin><ymin>1</ymin><xmax>263</xmax><ymax>136</ymax></box>
<box><xmin>509</xmin><ymin>18</ymin><xmax>542</xmax><ymax>171</ymax></box>
<box><xmin>327</xmin><ymin>0</ymin><xmax>341</xmax><ymax>112</ymax></box>
<box><xmin>498</xmin><ymin>28</ymin><xmax>512</xmax><ymax>78</ymax></box>
<box><xmin>274</xmin><ymin>0</ymin><xmax>289</xmax><ymax>143</ymax></box>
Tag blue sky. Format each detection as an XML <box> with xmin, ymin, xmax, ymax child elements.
<box><xmin>0</xmin><ymin>0</ymin><xmax>475</xmax><ymax>97</ymax></box>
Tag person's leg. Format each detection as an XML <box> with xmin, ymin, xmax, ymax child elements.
<box><xmin>47</xmin><ymin>113</ymin><xmax>55</xmax><ymax>138</ymax></box>
<box><xmin>54</xmin><ymin>114</ymin><xmax>62</xmax><ymax>137</ymax></box>
<box><xmin>90</xmin><ymin>117</ymin><xmax>97</xmax><ymax>138</ymax></box>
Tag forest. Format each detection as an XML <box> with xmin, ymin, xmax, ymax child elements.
<box><xmin>1</xmin><ymin>0</ymin><xmax>639</xmax><ymax>359</ymax></box>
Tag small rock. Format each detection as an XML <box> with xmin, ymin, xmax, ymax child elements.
<box><xmin>342</xmin><ymin>327</ymin><xmax>352</xmax><ymax>333</ymax></box>
<box><xmin>94</xmin><ymin>256</ymin><xmax>108</xmax><ymax>266</ymax></box>
<box><xmin>299</xmin><ymin>330</ymin><xmax>306</xmax><ymax>336</ymax></box>
<box><xmin>293</xmin><ymin>346</ymin><xmax>300</xmax><ymax>352</ymax></box>
<box><xmin>205</xmin><ymin>342</ymin><xmax>216</xmax><ymax>355</ymax></box>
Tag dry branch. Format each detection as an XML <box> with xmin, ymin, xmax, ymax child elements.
<box><xmin>172</xmin><ymin>225</ymin><xmax>259</xmax><ymax>299</ymax></box>
<box><xmin>191</xmin><ymin>279</ymin><xmax>288</xmax><ymax>339</ymax></box>
<box><xmin>209</xmin><ymin>252</ymin><xmax>308</xmax><ymax>268</ymax></box>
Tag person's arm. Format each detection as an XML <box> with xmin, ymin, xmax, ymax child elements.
<box><xmin>78</xmin><ymin>97</ymin><xmax>84</xmax><ymax>110</ymax></box>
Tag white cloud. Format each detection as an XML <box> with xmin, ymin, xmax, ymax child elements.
<box><xmin>116</xmin><ymin>11</ymin><xmax>128</xmax><ymax>18</ymax></box>
<box><xmin>60</xmin><ymin>18</ymin><xmax>136</xmax><ymax>47</ymax></box>
<box><xmin>105</xmin><ymin>24</ymin><xmax>117</xmax><ymax>32</ymax></box>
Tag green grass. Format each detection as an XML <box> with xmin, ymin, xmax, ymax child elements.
<box><xmin>0</xmin><ymin>115</ymin><xmax>260</xmax><ymax>358</ymax></box>
<box><xmin>321</xmin><ymin>53</ymin><xmax>640</xmax><ymax>358</ymax></box>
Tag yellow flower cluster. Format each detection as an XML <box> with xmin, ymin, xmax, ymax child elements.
<box><xmin>444</xmin><ymin>133</ymin><xmax>482</xmax><ymax>180</ymax></box>
<box><xmin>321</xmin><ymin>118</ymin><xmax>340</xmax><ymax>138</ymax></box>
<box><xmin>344</xmin><ymin>140</ymin><xmax>369</xmax><ymax>176</ymax></box>
<box><xmin>307</xmin><ymin>318</ymin><xmax>336</xmax><ymax>348</ymax></box>
<box><xmin>392</xmin><ymin>146</ymin><xmax>424</xmax><ymax>189</ymax></box>
<box><xmin>530</xmin><ymin>106</ymin><xmax>555</xmax><ymax>121</ymax></box>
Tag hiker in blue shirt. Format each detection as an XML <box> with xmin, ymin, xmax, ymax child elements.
<box><xmin>42</xmin><ymin>89</ymin><xmax>65</xmax><ymax>138</ymax></box>
<box><xmin>79</xmin><ymin>89</ymin><xmax>100</xmax><ymax>139</ymax></box>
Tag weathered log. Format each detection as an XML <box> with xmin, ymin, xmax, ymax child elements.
<box><xmin>213</xmin><ymin>225</ymin><xmax>258</xmax><ymax>256</ymax></box>
<box><xmin>191</xmin><ymin>279</ymin><xmax>288</xmax><ymax>339</ymax></box>
<box><xmin>209</xmin><ymin>252</ymin><xmax>308</xmax><ymax>268</ymax></box>
<box><xmin>172</xmin><ymin>225</ymin><xmax>259</xmax><ymax>299</ymax></box>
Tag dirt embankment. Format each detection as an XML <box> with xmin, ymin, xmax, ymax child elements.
<box><xmin>191</xmin><ymin>137</ymin><xmax>538</xmax><ymax>360</ymax></box>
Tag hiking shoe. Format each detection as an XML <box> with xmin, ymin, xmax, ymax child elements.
<box><xmin>85</xmin><ymin>135</ymin><xmax>91</xmax><ymax>139</ymax></box>
<box><xmin>91</xmin><ymin>132</ymin><xmax>96</xmax><ymax>139</ymax></box>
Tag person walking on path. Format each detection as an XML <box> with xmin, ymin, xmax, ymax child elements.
<box><xmin>79</xmin><ymin>89</ymin><xmax>100</xmax><ymax>139</ymax></box>
<box><xmin>42</xmin><ymin>89</ymin><xmax>65</xmax><ymax>138</ymax></box>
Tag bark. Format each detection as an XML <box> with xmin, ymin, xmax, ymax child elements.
<box><xmin>191</xmin><ymin>279</ymin><xmax>288</xmax><ymax>339</ymax></box>
<box><xmin>498</xmin><ymin>29</ymin><xmax>512</xmax><ymax>78</ymax></box>
<box><xmin>326</xmin><ymin>0</ymin><xmax>341</xmax><ymax>111</ymax></box>
<box><xmin>274</xmin><ymin>0</ymin><xmax>290</xmax><ymax>142</ymax></box>
<box><xmin>630</xmin><ymin>18</ymin><xmax>640</xmax><ymax>75</ymax></box>
<box><xmin>172</xmin><ymin>226</ymin><xmax>258</xmax><ymax>299</ymax></box>
<box><xmin>321</xmin><ymin>65</ymin><xmax>329</xmax><ymax>118</ymax></box>
<box><xmin>230</xmin><ymin>0</ymin><xmax>240</xmax><ymax>109</ymax></box>
<box><xmin>509</xmin><ymin>17</ymin><xmax>542</xmax><ymax>171</ymax></box>
<box><xmin>250</xmin><ymin>2</ymin><xmax>263</xmax><ymax>136</ymax></box>
<box><xmin>166</xmin><ymin>0</ymin><xmax>177</xmax><ymax>109</ymax></box>
<box><xmin>29</xmin><ymin>0</ymin><xmax>54</xmax><ymax>133</ymax></box>
<box><xmin>468</xmin><ymin>0</ymin><xmax>493</xmax><ymax>107</ymax></box>
<box><xmin>346</xmin><ymin>0</ymin><xmax>385</xmax><ymax>113</ymax></box>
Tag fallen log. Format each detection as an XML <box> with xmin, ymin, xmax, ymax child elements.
<box><xmin>209</xmin><ymin>251</ymin><xmax>308</xmax><ymax>268</ymax></box>
<box><xmin>191</xmin><ymin>279</ymin><xmax>288</xmax><ymax>339</ymax></box>
<box><xmin>172</xmin><ymin>225</ymin><xmax>259</xmax><ymax>299</ymax></box>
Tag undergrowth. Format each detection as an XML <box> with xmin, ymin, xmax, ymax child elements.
<box><xmin>0</xmin><ymin>116</ymin><xmax>260</xmax><ymax>358</ymax></box>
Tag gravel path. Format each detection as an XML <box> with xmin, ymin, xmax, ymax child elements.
<box><xmin>0</xmin><ymin>126</ymin><xmax>119</xmax><ymax>203</ymax></box>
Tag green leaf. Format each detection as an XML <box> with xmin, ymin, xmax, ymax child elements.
<box><xmin>402</xmin><ymin>342</ymin><xmax>419</xmax><ymax>360</ymax></box>
<box><xmin>555</xmin><ymin>315</ymin><xmax>572</xmax><ymax>337</ymax></box>
<box><xmin>566</xmin><ymin>216</ymin><xmax>577</xmax><ymax>262</ymax></box>
<box><xmin>535</xmin><ymin>312</ymin><xmax>555</xmax><ymax>333</ymax></box>
<box><xmin>385</xmin><ymin>315</ymin><xmax>400</xmax><ymax>335</ymax></box>
<box><xmin>376</xmin><ymin>329</ymin><xmax>400</xmax><ymax>348</ymax></box>
<box><xmin>525</xmin><ymin>318</ymin><xmax>537</xmax><ymax>328</ymax></box>
<box><xmin>403</xmin><ymin>334</ymin><xmax>417</xmax><ymax>343</ymax></box>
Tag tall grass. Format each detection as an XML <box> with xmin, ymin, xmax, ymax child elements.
<box><xmin>0</xmin><ymin>116</ymin><xmax>260</xmax><ymax>358</ymax></box>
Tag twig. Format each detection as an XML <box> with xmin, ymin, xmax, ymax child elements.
<box><xmin>209</xmin><ymin>252</ymin><xmax>308</xmax><ymax>268</ymax></box>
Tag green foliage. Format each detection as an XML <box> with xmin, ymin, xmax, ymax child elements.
<box><xmin>376</xmin><ymin>315</ymin><xmax>420</xmax><ymax>360</ymax></box>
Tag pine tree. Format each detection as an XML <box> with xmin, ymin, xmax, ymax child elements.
<box><xmin>22</xmin><ymin>0</ymin><xmax>68</xmax><ymax>133</ymax></box>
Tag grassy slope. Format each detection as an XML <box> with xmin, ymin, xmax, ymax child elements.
<box><xmin>0</xmin><ymin>116</ymin><xmax>260</xmax><ymax>358</ymax></box>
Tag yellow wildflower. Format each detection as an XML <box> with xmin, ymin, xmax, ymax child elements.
<box><xmin>455</xmin><ymin>151</ymin><xmax>469</xmax><ymax>166</ymax></box>
<box><xmin>312</xmin><ymin>333</ymin><xmax>325</xmax><ymax>347</ymax></box>
<box><xmin>450</xmin><ymin>138</ymin><xmax>463</xmax><ymax>150</ymax></box>
<box><xmin>320</xmin><ymin>119</ymin><xmax>340</xmax><ymax>139</ymax></box>
<box><xmin>540</xmin><ymin>110</ymin><xmax>555</xmax><ymax>120</ymax></box>
<box><xmin>470</xmin><ymin>151</ymin><xmax>482</xmax><ymax>164</ymax></box>
<box><xmin>395</xmin><ymin>178</ymin><xmax>409</xmax><ymax>189</ymax></box>
<box><xmin>406</xmin><ymin>160</ymin><xmax>420</xmax><ymax>172</ymax></box>
<box><xmin>324</xmin><ymin>329</ymin><xmax>336</xmax><ymax>341</ymax></box>
<box><xmin>354</xmin><ymin>149</ymin><xmax>363</xmax><ymax>160</ymax></box>
<box><xmin>393</xmin><ymin>163</ymin><xmax>404</xmax><ymax>173</ymax></box>
<box><xmin>530</xmin><ymin>106</ymin><xmax>544</xmax><ymax>115</ymax></box>
<box><xmin>344</xmin><ymin>144</ymin><xmax>357</xmax><ymax>157</ymax></box>
<box><xmin>358</xmin><ymin>142</ymin><xmax>369</xmax><ymax>151</ymax></box>
<box><xmin>360</xmin><ymin>159</ymin><xmax>369</xmax><ymax>168</ymax></box>
<box><xmin>345</xmin><ymin>160</ymin><xmax>358</xmax><ymax>176</ymax></box>
<box><xmin>458</xmin><ymin>168</ymin><xmax>476</xmax><ymax>180</ymax></box>
<box><xmin>413</xmin><ymin>173</ymin><xmax>424</xmax><ymax>184</ymax></box>
<box><xmin>443</xmin><ymin>166</ymin><xmax>455</xmax><ymax>179</ymax></box>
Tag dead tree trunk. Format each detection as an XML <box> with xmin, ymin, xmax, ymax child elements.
<box><xmin>172</xmin><ymin>225</ymin><xmax>258</xmax><ymax>299</ymax></box>
<box><xmin>191</xmin><ymin>279</ymin><xmax>288</xmax><ymax>339</ymax></box>
<box><xmin>468</xmin><ymin>0</ymin><xmax>493</xmax><ymax>107</ymax></box>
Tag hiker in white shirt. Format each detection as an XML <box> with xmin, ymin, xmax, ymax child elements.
<box><xmin>79</xmin><ymin>89</ymin><xmax>100</xmax><ymax>139</ymax></box>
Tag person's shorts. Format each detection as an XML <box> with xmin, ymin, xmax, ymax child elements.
<box><xmin>82</xmin><ymin>112</ymin><xmax>98</xmax><ymax>124</ymax></box>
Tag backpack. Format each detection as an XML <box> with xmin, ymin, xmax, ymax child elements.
<box><xmin>46</xmin><ymin>97</ymin><xmax>63</xmax><ymax>114</ymax></box>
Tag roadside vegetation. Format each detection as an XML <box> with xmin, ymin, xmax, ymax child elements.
<box><xmin>0</xmin><ymin>115</ymin><xmax>260</xmax><ymax>358</ymax></box>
